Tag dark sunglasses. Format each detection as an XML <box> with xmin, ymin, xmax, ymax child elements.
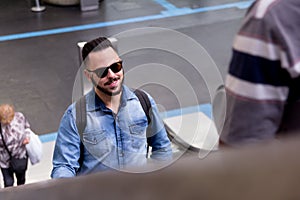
<box><xmin>86</xmin><ymin>61</ymin><xmax>123</xmax><ymax>78</ymax></box>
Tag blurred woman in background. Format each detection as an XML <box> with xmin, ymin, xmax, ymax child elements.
<box><xmin>0</xmin><ymin>104</ymin><xmax>30</xmax><ymax>187</ymax></box>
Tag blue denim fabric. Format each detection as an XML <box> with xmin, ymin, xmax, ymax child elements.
<box><xmin>51</xmin><ymin>86</ymin><xmax>172</xmax><ymax>178</ymax></box>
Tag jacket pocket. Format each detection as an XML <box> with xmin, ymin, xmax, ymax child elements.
<box><xmin>82</xmin><ymin>130</ymin><xmax>111</xmax><ymax>161</ymax></box>
<box><xmin>129</xmin><ymin>120</ymin><xmax>147</xmax><ymax>150</ymax></box>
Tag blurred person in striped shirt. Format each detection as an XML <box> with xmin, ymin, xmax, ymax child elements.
<box><xmin>220</xmin><ymin>0</ymin><xmax>300</xmax><ymax>146</ymax></box>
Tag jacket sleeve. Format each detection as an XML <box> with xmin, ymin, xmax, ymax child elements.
<box><xmin>146</xmin><ymin>94</ymin><xmax>173</xmax><ymax>160</ymax></box>
<box><xmin>51</xmin><ymin>104</ymin><xmax>81</xmax><ymax>178</ymax></box>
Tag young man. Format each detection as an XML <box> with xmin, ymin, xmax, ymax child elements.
<box><xmin>51</xmin><ymin>37</ymin><xmax>172</xmax><ymax>178</ymax></box>
<box><xmin>220</xmin><ymin>0</ymin><xmax>300</xmax><ymax>146</ymax></box>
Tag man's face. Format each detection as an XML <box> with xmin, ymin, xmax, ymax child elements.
<box><xmin>85</xmin><ymin>47</ymin><xmax>124</xmax><ymax>96</ymax></box>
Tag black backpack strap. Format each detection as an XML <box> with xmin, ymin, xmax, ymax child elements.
<box><xmin>75</xmin><ymin>96</ymin><xmax>87</xmax><ymax>141</ymax></box>
<box><xmin>0</xmin><ymin>123</ymin><xmax>13</xmax><ymax>159</ymax></box>
<box><xmin>133</xmin><ymin>89</ymin><xmax>152</xmax><ymax>125</ymax></box>
<box><xmin>133</xmin><ymin>89</ymin><xmax>153</xmax><ymax>157</ymax></box>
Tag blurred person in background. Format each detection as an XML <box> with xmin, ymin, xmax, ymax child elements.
<box><xmin>220</xmin><ymin>0</ymin><xmax>300</xmax><ymax>146</ymax></box>
<box><xmin>0</xmin><ymin>104</ymin><xmax>30</xmax><ymax>187</ymax></box>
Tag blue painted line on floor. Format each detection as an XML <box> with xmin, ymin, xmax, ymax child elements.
<box><xmin>160</xmin><ymin>104</ymin><xmax>212</xmax><ymax>119</ymax></box>
<box><xmin>0</xmin><ymin>1</ymin><xmax>254</xmax><ymax>42</ymax></box>
<box><xmin>153</xmin><ymin>0</ymin><xmax>178</xmax><ymax>11</ymax></box>
<box><xmin>39</xmin><ymin>132</ymin><xmax>57</xmax><ymax>143</ymax></box>
<box><xmin>39</xmin><ymin>104</ymin><xmax>212</xmax><ymax>143</ymax></box>
<box><xmin>0</xmin><ymin>15</ymin><xmax>164</xmax><ymax>42</ymax></box>
<box><xmin>153</xmin><ymin>0</ymin><xmax>193</xmax><ymax>16</ymax></box>
<box><xmin>190</xmin><ymin>1</ymin><xmax>254</xmax><ymax>13</ymax></box>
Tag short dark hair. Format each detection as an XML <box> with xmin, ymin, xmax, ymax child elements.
<box><xmin>81</xmin><ymin>37</ymin><xmax>114</xmax><ymax>61</ymax></box>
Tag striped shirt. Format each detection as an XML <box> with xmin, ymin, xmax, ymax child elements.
<box><xmin>0</xmin><ymin>112</ymin><xmax>30</xmax><ymax>168</ymax></box>
<box><xmin>220</xmin><ymin>0</ymin><xmax>300</xmax><ymax>146</ymax></box>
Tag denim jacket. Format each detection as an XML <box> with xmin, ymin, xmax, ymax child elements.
<box><xmin>51</xmin><ymin>85</ymin><xmax>172</xmax><ymax>178</ymax></box>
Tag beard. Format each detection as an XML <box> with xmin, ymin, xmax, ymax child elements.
<box><xmin>91</xmin><ymin>76</ymin><xmax>124</xmax><ymax>96</ymax></box>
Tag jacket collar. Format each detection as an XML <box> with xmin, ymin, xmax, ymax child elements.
<box><xmin>85</xmin><ymin>85</ymin><xmax>138</xmax><ymax>112</ymax></box>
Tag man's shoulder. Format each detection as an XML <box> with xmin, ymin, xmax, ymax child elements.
<box><xmin>71</xmin><ymin>90</ymin><xmax>94</xmax><ymax>111</ymax></box>
<box><xmin>124</xmin><ymin>85</ymin><xmax>153</xmax><ymax>100</ymax></box>
<box><xmin>63</xmin><ymin>102</ymin><xmax>76</xmax><ymax>117</ymax></box>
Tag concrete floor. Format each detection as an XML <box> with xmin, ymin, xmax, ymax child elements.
<box><xmin>0</xmin><ymin>0</ymin><xmax>249</xmax><ymax>135</ymax></box>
